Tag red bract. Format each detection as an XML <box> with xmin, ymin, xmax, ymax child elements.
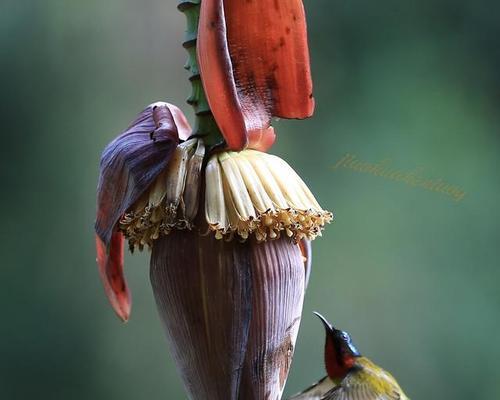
<box><xmin>198</xmin><ymin>0</ymin><xmax>315</xmax><ymax>151</ymax></box>
<box><xmin>96</xmin><ymin>232</ymin><xmax>129</xmax><ymax>321</ymax></box>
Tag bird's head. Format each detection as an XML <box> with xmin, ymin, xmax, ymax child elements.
<box><xmin>314</xmin><ymin>312</ymin><xmax>361</xmax><ymax>381</ymax></box>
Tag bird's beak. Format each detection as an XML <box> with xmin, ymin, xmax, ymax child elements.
<box><xmin>313</xmin><ymin>311</ymin><xmax>335</xmax><ymax>333</ymax></box>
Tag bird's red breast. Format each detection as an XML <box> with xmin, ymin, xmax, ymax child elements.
<box><xmin>325</xmin><ymin>336</ymin><xmax>356</xmax><ymax>380</ymax></box>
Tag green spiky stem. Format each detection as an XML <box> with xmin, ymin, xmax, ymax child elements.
<box><xmin>178</xmin><ymin>0</ymin><xmax>223</xmax><ymax>147</ymax></box>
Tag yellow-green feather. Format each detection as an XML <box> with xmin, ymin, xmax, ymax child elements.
<box><xmin>327</xmin><ymin>357</ymin><xmax>410</xmax><ymax>400</ymax></box>
<box><xmin>287</xmin><ymin>357</ymin><xmax>410</xmax><ymax>400</ymax></box>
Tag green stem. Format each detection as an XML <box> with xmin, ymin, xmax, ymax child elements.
<box><xmin>178</xmin><ymin>0</ymin><xmax>223</xmax><ymax>146</ymax></box>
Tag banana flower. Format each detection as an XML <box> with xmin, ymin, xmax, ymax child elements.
<box><xmin>94</xmin><ymin>1</ymin><xmax>331</xmax><ymax>399</ymax></box>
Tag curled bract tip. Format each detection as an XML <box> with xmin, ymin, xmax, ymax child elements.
<box><xmin>96</xmin><ymin>233</ymin><xmax>130</xmax><ymax>322</ymax></box>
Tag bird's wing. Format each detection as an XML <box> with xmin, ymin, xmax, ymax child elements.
<box><xmin>288</xmin><ymin>376</ymin><xmax>337</xmax><ymax>399</ymax></box>
<box><xmin>321</xmin><ymin>383</ymin><xmax>402</xmax><ymax>400</ymax></box>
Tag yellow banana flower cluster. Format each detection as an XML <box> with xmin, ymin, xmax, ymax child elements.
<box><xmin>205</xmin><ymin>150</ymin><xmax>332</xmax><ymax>241</ymax></box>
<box><xmin>119</xmin><ymin>138</ymin><xmax>205</xmax><ymax>251</ymax></box>
<box><xmin>120</xmin><ymin>145</ymin><xmax>332</xmax><ymax>251</ymax></box>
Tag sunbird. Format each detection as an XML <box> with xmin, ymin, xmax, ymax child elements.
<box><xmin>289</xmin><ymin>312</ymin><xmax>410</xmax><ymax>400</ymax></box>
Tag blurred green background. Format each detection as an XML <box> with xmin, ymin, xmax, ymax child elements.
<box><xmin>2</xmin><ymin>0</ymin><xmax>499</xmax><ymax>399</ymax></box>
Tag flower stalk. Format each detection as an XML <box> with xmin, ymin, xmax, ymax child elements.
<box><xmin>178</xmin><ymin>0</ymin><xmax>223</xmax><ymax>146</ymax></box>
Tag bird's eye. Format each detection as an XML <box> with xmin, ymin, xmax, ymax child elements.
<box><xmin>341</xmin><ymin>332</ymin><xmax>349</xmax><ymax>341</ymax></box>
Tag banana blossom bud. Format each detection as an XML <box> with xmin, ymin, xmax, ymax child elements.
<box><xmin>150</xmin><ymin>232</ymin><xmax>306</xmax><ymax>399</ymax></box>
<box><xmin>115</xmin><ymin>146</ymin><xmax>330</xmax><ymax>399</ymax></box>
<box><xmin>95</xmin><ymin>1</ymin><xmax>325</xmax><ymax>398</ymax></box>
<box><xmin>95</xmin><ymin>123</ymin><xmax>331</xmax><ymax>398</ymax></box>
